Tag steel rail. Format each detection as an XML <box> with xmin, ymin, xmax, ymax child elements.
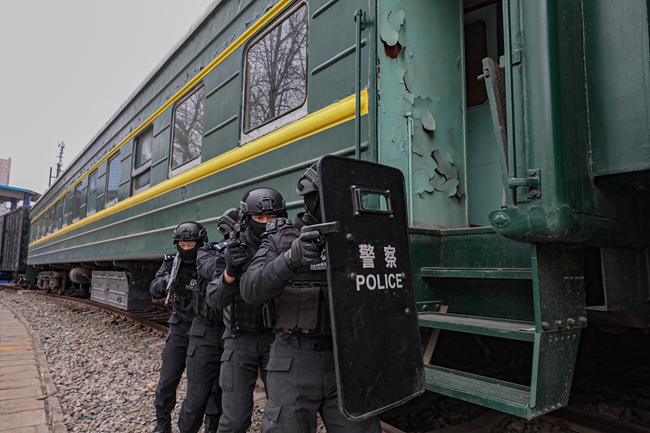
<box><xmin>35</xmin><ymin>292</ymin><xmax>170</xmax><ymax>334</ymax></box>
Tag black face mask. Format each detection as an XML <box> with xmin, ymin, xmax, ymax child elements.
<box><xmin>303</xmin><ymin>191</ymin><xmax>322</xmax><ymax>224</ymax></box>
<box><xmin>248</xmin><ymin>219</ymin><xmax>267</xmax><ymax>240</ymax></box>
<box><xmin>177</xmin><ymin>242</ymin><xmax>202</xmax><ymax>263</ymax></box>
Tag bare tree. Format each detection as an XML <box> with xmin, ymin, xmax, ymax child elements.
<box><xmin>172</xmin><ymin>87</ymin><xmax>205</xmax><ymax>169</ymax></box>
<box><xmin>245</xmin><ymin>5</ymin><xmax>308</xmax><ymax>131</ymax></box>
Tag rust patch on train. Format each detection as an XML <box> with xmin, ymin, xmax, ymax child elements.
<box><xmin>383</xmin><ymin>41</ymin><xmax>402</xmax><ymax>59</ymax></box>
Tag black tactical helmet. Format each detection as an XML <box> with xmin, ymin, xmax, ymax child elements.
<box><xmin>173</xmin><ymin>221</ymin><xmax>208</xmax><ymax>244</ymax></box>
<box><xmin>217</xmin><ymin>208</ymin><xmax>242</xmax><ymax>238</ymax></box>
<box><xmin>296</xmin><ymin>163</ymin><xmax>319</xmax><ymax>196</ymax></box>
<box><xmin>240</xmin><ymin>187</ymin><xmax>287</xmax><ymax>217</ymax></box>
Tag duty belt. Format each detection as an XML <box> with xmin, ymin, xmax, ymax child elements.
<box><xmin>278</xmin><ymin>334</ymin><xmax>333</xmax><ymax>350</ymax></box>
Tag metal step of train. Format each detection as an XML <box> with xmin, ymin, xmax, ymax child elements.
<box><xmin>415</xmin><ymin>242</ymin><xmax>587</xmax><ymax>419</ymax></box>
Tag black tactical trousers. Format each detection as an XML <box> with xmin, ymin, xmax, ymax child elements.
<box><xmin>261</xmin><ymin>338</ymin><xmax>382</xmax><ymax>433</ymax></box>
<box><xmin>217</xmin><ymin>329</ymin><xmax>275</xmax><ymax>433</ymax></box>
<box><xmin>178</xmin><ymin>316</ymin><xmax>226</xmax><ymax>433</ymax></box>
<box><xmin>154</xmin><ymin>317</ymin><xmax>192</xmax><ymax>412</ymax></box>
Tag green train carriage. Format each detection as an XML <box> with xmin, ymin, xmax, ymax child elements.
<box><xmin>27</xmin><ymin>0</ymin><xmax>650</xmax><ymax>420</ymax></box>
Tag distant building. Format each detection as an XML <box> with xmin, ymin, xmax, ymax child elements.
<box><xmin>0</xmin><ymin>157</ymin><xmax>11</xmax><ymax>185</ymax></box>
<box><xmin>0</xmin><ymin>184</ymin><xmax>40</xmax><ymax>213</ymax></box>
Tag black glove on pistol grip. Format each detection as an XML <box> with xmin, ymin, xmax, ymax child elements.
<box><xmin>224</xmin><ymin>240</ymin><xmax>248</xmax><ymax>278</ymax></box>
<box><xmin>284</xmin><ymin>230</ymin><xmax>323</xmax><ymax>270</ymax></box>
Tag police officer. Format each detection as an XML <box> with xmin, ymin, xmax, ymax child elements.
<box><xmin>150</xmin><ymin>221</ymin><xmax>208</xmax><ymax>433</ymax></box>
<box><xmin>206</xmin><ymin>188</ymin><xmax>287</xmax><ymax>433</ymax></box>
<box><xmin>240</xmin><ymin>166</ymin><xmax>382</xmax><ymax>433</ymax></box>
<box><xmin>178</xmin><ymin>209</ymin><xmax>241</xmax><ymax>433</ymax></box>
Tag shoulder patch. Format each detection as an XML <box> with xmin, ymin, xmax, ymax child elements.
<box><xmin>214</xmin><ymin>239</ymin><xmax>232</xmax><ymax>250</ymax></box>
<box><xmin>164</xmin><ymin>254</ymin><xmax>176</xmax><ymax>261</ymax></box>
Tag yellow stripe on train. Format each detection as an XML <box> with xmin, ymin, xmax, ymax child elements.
<box><xmin>28</xmin><ymin>89</ymin><xmax>369</xmax><ymax>248</ymax></box>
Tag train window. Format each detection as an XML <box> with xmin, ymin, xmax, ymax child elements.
<box><xmin>134</xmin><ymin>127</ymin><xmax>153</xmax><ymax>168</ymax></box>
<box><xmin>35</xmin><ymin>217</ymin><xmax>42</xmax><ymax>240</ymax></box>
<box><xmin>242</xmin><ymin>2</ymin><xmax>308</xmax><ymax>136</ymax></box>
<box><xmin>44</xmin><ymin>211</ymin><xmax>50</xmax><ymax>236</ymax></box>
<box><xmin>465</xmin><ymin>19</ymin><xmax>489</xmax><ymax>108</ymax></box>
<box><xmin>170</xmin><ymin>86</ymin><xmax>204</xmax><ymax>175</ymax></box>
<box><xmin>106</xmin><ymin>152</ymin><xmax>121</xmax><ymax>206</ymax></box>
<box><xmin>87</xmin><ymin>170</ymin><xmax>98</xmax><ymax>215</ymax></box>
<box><xmin>132</xmin><ymin>127</ymin><xmax>153</xmax><ymax>194</ymax></box>
<box><xmin>63</xmin><ymin>190</ymin><xmax>74</xmax><ymax>227</ymax></box>
<box><xmin>72</xmin><ymin>184</ymin><xmax>83</xmax><ymax>222</ymax></box>
<box><xmin>48</xmin><ymin>207</ymin><xmax>55</xmax><ymax>234</ymax></box>
<box><xmin>133</xmin><ymin>171</ymin><xmax>150</xmax><ymax>193</ymax></box>
<box><xmin>55</xmin><ymin>199</ymin><xmax>63</xmax><ymax>231</ymax></box>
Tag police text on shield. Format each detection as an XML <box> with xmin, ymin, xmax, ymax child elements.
<box><xmin>356</xmin><ymin>273</ymin><xmax>403</xmax><ymax>291</ymax></box>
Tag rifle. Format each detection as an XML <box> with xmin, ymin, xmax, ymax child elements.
<box><xmin>164</xmin><ymin>253</ymin><xmax>182</xmax><ymax>306</ymax></box>
<box><xmin>300</xmin><ymin>221</ymin><xmax>340</xmax><ymax>245</ymax></box>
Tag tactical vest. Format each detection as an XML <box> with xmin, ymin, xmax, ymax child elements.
<box><xmin>223</xmin><ymin>231</ymin><xmax>265</xmax><ymax>333</ymax></box>
<box><xmin>223</xmin><ymin>295</ymin><xmax>265</xmax><ymax>333</ymax></box>
<box><xmin>193</xmin><ymin>275</ymin><xmax>223</xmax><ymax>322</ymax></box>
<box><xmin>172</xmin><ymin>262</ymin><xmax>198</xmax><ymax>321</ymax></box>
<box><xmin>263</xmin><ymin>220</ymin><xmax>331</xmax><ymax>336</ymax></box>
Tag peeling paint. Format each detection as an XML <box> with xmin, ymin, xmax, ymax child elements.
<box><xmin>378</xmin><ymin>0</ymin><xmax>467</xmax><ymax>227</ymax></box>
<box><xmin>432</xmin><ymin>149</ymin><xmax>457</xmax><ymax>179</ymax></box>
<box><xmin>430</xmin><ymin>149</ymin><xmax>460</xmax><ymax>197</ymax></box>
<box><xmin>379</xmin><ymin>9</ymin><xmax>405</xmax><ymax>47</ymax></box>
<box><xmin>391</xmin><ymin>124</ymin><xmax>407</xmax><ymax>153</ymax></box>
<box><xmin>402</xmin><ymin>93</ymin><xmax>414</xmax><ymax>105</ymax></box>
<box><xmin>436</xmin><ymin>178</ymin><xmax>460</xmax><ymax>197</ymax></box>
<box><xmin>397</xmin><ymin>68</ymin><xmax>406</xmax><ymax>84</ymax></box>
<box><xmin>413</xmin><ymin>169</ymin><xmax>434</xmax><ymax>195</ymax></box>
<box><xmin>422</xmin><ymin>110</ymin><xmax>436</xmax><ymax>132</ymax></box>
<box><xmin>412</xmin><ymin>97</ymin><xmax>436</xmax><ymax>143</ymax></box>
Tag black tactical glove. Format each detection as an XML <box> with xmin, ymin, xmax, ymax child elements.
<box><xmin>224</xmin><ymin>240</ymin><xmax>248</xmax><ymax>278</ymax></box>
<box><xmin>284</xmin><ymin>231</ymin><xmax>323</xmax><ymax>270</ymax></box>
<box><xmin>151</xmin><ymin>273</ymin><xmax>169</xmax><ymax>298</ymax></box>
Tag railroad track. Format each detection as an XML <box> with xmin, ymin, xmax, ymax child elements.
<box><xmin>0</xmin><ymin>284</ymin><xmax>170</xmax><ymax>334</ymax></box>
<box><xmin>542</xmin><ymin>406</ymin><xmax>650</xmax><ymax>433</ymax></box>
<box><xmin>3</xmin><ymin>284</ymin><xmax>650</xmax><ymax>433</ymax></box>
<box><xmin>387</xmin><ymin>406</ymin><xmax>650</xmax><ymax>433</ymax></box>
<box><xmin>43</xmin><ymin>293</ymin><xmax>171</xmax><ymax>335</ymax></box>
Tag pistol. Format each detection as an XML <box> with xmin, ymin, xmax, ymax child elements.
<box><xmin>231</xmin><ymin>222</ymin><xmax>242</xmax><ymax>241</ymax></box>
<box><xmin>300</xmin><ymin>221</ymin><xmax>340</xmax><ymax>245</ymax></box>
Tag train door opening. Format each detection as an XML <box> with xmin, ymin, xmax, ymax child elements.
<box><xmin>376</xmin><ymin>0</ymin><xmax>505</xmax><ymax>229</ymax></box>
<box><xmin>464</xmin><ymin>1</ymin><xmax>505</xmax><ymax>226</ymax></box>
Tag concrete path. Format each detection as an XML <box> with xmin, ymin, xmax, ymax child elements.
<box><xmin>0</xmin><ymin>294</ymin><xmax>67</xmax><ymax>433</ymax></box>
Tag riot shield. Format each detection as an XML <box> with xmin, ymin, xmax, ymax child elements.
<box><xmin>317</xmin><ymin>155</ymin><xmax>424</xmax><ymax>420</ymax></box>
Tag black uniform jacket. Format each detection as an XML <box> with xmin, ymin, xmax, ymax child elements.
<box><xmin>240</xmin><ymin>217</ymin><xmax>304</xmax><ymax>306</ymax></box>
<box><xmin>196</xmin><ymin>243</ymin><xmax>223</xmax><ymax>281</ymax></box>
<box><xmin>150</xmin><ymin>257</ymin><xmax>174</xmax><ymax>299</ymax></box>
<box><xmin>206</xmin><ymin>228</ymin><xmax>262</xmax><ymax>311</ymax></box>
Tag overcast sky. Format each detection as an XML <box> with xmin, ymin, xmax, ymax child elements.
<box><xmin>0</xmin><ymin>0</ymin><xmax>215</xmax><ymax>196</ymax></box>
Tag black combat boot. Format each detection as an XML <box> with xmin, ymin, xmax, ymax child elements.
<box><xmin>204</xmin><ymin>415</ymin><xmax>220</xmax><ymax>433</ymax></box>
<box><xmin>152</xmin><ymin>410</ymin><xmax>172</xmax><ymax>433</ymax></box>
